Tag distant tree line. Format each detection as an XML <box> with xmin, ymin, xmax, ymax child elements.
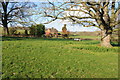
<box><xmin>29</xmin><ymin>24</ymin><xmax>45</xmax><ymax>37</ymax></box>
<box><xmin>8</xmin><ymin>24</ymin><xmax>45</xmax><ymax>37</ymax></box>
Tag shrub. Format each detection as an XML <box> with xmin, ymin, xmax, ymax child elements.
<box><xmin>29</xmin><ymin>24</ymin><xmax>45</xmax><ymax>37</ymax></box>
<box><xmin>62</xmin><ymin>24</ymin><xmax>70</xmax><ymax>38</ymax></box>
<box><xmin>62</xmin><ymin>24</ymin><xmax>67</xmax><ymax>34</ymax></box>
<box><xmin>9</xmin><ymin>27</ymin><xmax>17</xmax><ymax>35</ymax></box>
<box><xmin>25</xmin><ymin>30</ymin><xmax>28</xmax><ymax>35</ymax></box>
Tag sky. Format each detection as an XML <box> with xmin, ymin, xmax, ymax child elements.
<box><xmin>31</xmin><ymin>2</ymin><xmax>100</xmax><ymax>32</ymax></box>
<box><xmin>5</xmin><ymin>0</ymin><xmax>120</xmax><ymax>2</ymax></box>
<box><xmin>31</xmin><ymin>14</ymin><xmax>100</xmax><ymax>32</ymax></box>
<box><xmin>33</xmin><ymin>1</ymin><xmax>119</xmax><ymax>32</ymax></box>
<box><xmin>44</xmin><ymin>19</ymin><xmax>100</xmax><ymax>32</ymax></box>
<box><xmin>5</xmin><ymin>0</ymin><xmax>70</xmax><ymax>2</ymax></box>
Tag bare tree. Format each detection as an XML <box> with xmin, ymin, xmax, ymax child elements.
<box><xmin>0</xmin><ymin>1</ymin><xmax>36</xmax><ymax>35</ymax></box>
<box><xmin>42</xmin><ymin>0</ymin><xmax>120</xmax><ymax>47</ymax></box>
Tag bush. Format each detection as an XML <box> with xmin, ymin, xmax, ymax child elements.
<box><xmin>62</xmin><ymin>24</ymin><xmax>67</xmax><ymax>34</ymax></box>
<box><xmin>25</xmin><ymin>30</ymin><xmax>28</xmax><ymax>35</ymax></box>
<box><xmin>9</xmin><ymin>27</ymin><xmax>17</xmax><ymax>35</ymax></box>
<box><xmin>30</xmin><ymin>24</ymin><xmax>45</xmax><ymax>37</ymax></box>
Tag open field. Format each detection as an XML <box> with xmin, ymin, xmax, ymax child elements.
<box><xmin>1</xmin><ymin>1</ymin><xmax>120</xmax><ymax>79</ymax></box>
<box><xmin>2</xmin><ymin>37</ymin><xmax>118</xmax><ymax>78</ymax></box>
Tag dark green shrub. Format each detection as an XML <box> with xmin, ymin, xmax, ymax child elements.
<box><xmin>25</xmin><ymin>30</ymin><xmax>28</xmax><ymax>35</ymax></box>
<box><xmin>29</xmin><ymin>24</ymin><xmax>45</xmax><ymax>37</ymax></box>
<box><xmin>29</xmin><ymin>26</ymin><xmax>35</xmax><ymax>35</ymax></box>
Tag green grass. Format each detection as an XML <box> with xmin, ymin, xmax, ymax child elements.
<box><xmin>69</xmin><ymin>35</ymin><xmax>100</xmax><ymax>39</ymax></box>
<box><xmin>0</xmin><ymin>27</ymin><xmax>30</xmax><ymax>35</ymax></box>
<box><xmin>17</xmin><ymin>29</ymin><xmax>30</xmax><ymax>34</ymax></box>
<box><xmin>16</xmin><ymin>30</ymin><xmax>25</xmax><ymax>34</ymax></box>
<box><xmin>0</xmin><ymin>27</ymin><xmax>3</xmax><ymax>35</ymax></box>
<box><xmin>2</xmin><ymin>37</ymin><xmax>118</xmax><ymax>78</ymax></box>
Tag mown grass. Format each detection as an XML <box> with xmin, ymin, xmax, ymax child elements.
<box><xmin>69</xmin><ymin>35</ymin><xmax>100</xmax><ymax>39</ymax></box>
<box><xmin>17</xmin><ymin>30</ymin><xmax>30</xmax><ymax>34</ymax></box>
<box><xmin>0</xmin><ymin>27</ymin><xmax>3</xmax><ymax>35</ymax></box>
<box><xmin>2</xmin><ymin>37</ymin><xmax>118</xmax><ymax>78</ymax></box>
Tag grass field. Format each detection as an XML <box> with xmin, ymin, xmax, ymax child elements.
<box><xmin>0</xmin><ymin>27</ymin><xmax>3</xmax><ymax>35</ymax></box>
<box><xmin>2</xmin><ymin>37</ymin><xmax>118</xmax><ymax>78</ymax></box>
<box><xmin>69</xmin><ymin>35</ymin><xmax>100</xmax><ymax>39</ymax></box>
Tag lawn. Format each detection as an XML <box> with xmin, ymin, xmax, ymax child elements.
<box><xmin>2</xmin><ymin>37</ymin><xmax>118</xmax><ymax>78</ymax></box>
<box><xmin>69</xmin><ymin>35</ymin><xmax>100</xmax><ymax>40</ymax></box>
<box><xmin>0</xmin><ymin>27</ymin><xmax>3</xmax><ymax>35</ymax></box>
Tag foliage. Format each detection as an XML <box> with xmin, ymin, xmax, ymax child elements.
<box><xmin>2</xmin><ymin>37</ymin><xmax>118</xmax><ymax>78</ymax></box>
<box><xmin>62</xmin><ymin>24</ymin><xmax>67</xmax><ymax>34</ymax></box>
<box><xmin>62</xmin><ymin>24</ymin><xmax>69</xmax><ymax>38</ymax></box>
<box><xmin>9</xmin><ymin>27</ymin><xmax>17</xmax><ymax>35</ymax></box>
<box><xmin>29</xmin><ymin>24</ymin><xmax>45</xmax><ymax>37</ymax></box>
<box><xmin>25</xmin><ymin>30</ymin><xmax>28</xmax><ymax>35</ymax></box>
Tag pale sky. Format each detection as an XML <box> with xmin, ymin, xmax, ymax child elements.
<box><xmin>42</xmin><ymin>3</ymin><xmax>100</xmax><ymax>32</ymax></box>
<box><xmin>4</xmin><ymin>0</ymin><xmax>120</xmax><ymax>2</ymax></box>
<box><xmin>6</xmin><ymin>0</ymin><xmax>69</xmax><ymax>2</ymax></box>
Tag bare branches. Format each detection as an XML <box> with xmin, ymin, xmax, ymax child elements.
<box><xmin>42</xmin><ymin>1</ymin><xmax>120</xmax><ymax>33</ymax></box>
<box><xmin>0</xmin><ymin>2</ymin><xmax>36</xmax><ymax>28</ymax></box>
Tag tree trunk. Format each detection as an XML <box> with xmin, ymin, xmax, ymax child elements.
<box><xmin>2</xmin><ymin>2</ymin><xmax>9</xmax><ymax>35</ymax></box>
<box><xmin>6</xmin><ymin>27</ymin><xmax>9</xmax><ymax>35</ymax></box>
<box><xmin>3</xmin><ymin>27</ymin><xmax>9</xmax><ymax>36</ymax></box>
<box><xmin>3</xmin><ymin>23</ymin><xmax>9</xmax><ymax>36</ymax></box>
<box><xmin>4</xmin><ymin>17</ymin><xmax>9</xmax><ymax>35</ymax></box>
<box><xmin>100</xmin><ymin>30</ymin><xmax>112</xmax><ymax>47</ymax></box>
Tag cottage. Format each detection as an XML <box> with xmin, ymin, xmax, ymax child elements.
<box><xmin>45</xmin><ymin>27</ymin><xmax>58</xmax><ymax>38</ymax></box>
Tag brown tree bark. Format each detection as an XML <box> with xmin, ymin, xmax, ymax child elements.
<box><xmin>1</xmin><ymin>2</ymin><xmax>9</xmax><ymax>35</ymax></box>
<box><xmin>101</xmin><ymin>29</ymin><xmax>112</xmax><ymax>47</ymax></box>
<box><xmin>3</xmin><ymin>26</ymin><xmax>9</xmax><ymax>36</ymax></box>
<box><xmin>6</xmin><ymin>26</ymin><xmax>9</xmax><ymax>35</ymax></box>
<box><xmin>3</xmin><ymin>17</ymin><xmax>9</xmax><ymax>35</ymax></box>
<box><xmin>2</xmin><ymin>18</ymin><xmax>9</xmax><ymax>35</ymax></box>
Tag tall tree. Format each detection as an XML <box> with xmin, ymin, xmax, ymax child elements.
<box><xmin>62</xmin><ymin>24</ymin><xmax>67</xmax><ymax>34</ymax></box>
<box><xmin>42</xmin><ymin>0</ymin><xmax>120</xmax><ymax>47</ymax></box>
<box><xmin>0</xmin><ymin>1</ymin><xmax>36</xmax><ymax>35</ymax></box>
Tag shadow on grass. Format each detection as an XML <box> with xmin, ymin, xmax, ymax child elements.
<box><xmin>80</xmin><ymin>40</ymin><xmax>100</xmax><ymax>45</ymax></box>
<box><xmin>2</xmin><ymin>36</ymin><xmax>120</xmax><ymax>48</ymax></box>
<box><xmin>1</xmin><ymin>36</ymin><xmax>73</xmax><ymax>41</ymax></box>
<box><xmin>1</xmin><ymin>36</ymin><xmax>29</xmax><ymax>41</ymax></box>
<box><xmin>111</xmin><ymin>42</ymin><xmax>120</xmax><ymax>47</ymax></box>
